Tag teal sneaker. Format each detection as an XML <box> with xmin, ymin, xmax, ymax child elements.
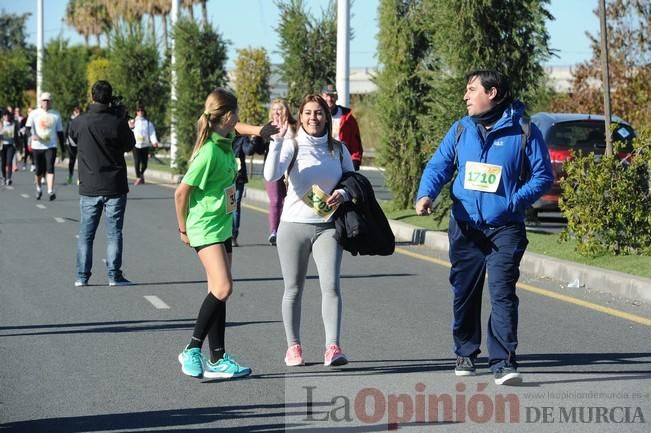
<box><xmin>178</xmin><ymin>346</ymin><xmax>204</xmax><ymax>378</ymax></box>
<box><xmin>204</xmin><ymin>353</ymin><xmax>252</xmax><ymax>379</ymax></box>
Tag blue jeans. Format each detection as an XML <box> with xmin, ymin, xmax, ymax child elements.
<box><xmin>232</xmin><ymin>182</ymin><xmax>245</xmax><ymax>239</ymax></box>
<box><xmin>448</xmin><ymin>217</ymin><xmax>528</xmax><ymax>372</ymax></box>
<box><xmin>76</xmin><ymin>194</ymin><xmax>127</xmax><ymax>281</ymax></box>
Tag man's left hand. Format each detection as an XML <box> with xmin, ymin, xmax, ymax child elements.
<box><xmin>415</xmin><ymin>197</ymin><xmax>433</xmax><ymax>215</ymax></box>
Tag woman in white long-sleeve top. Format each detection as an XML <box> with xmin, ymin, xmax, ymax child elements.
<box><xmin>264</xmin><ymin>94</ymin><xmax>355</xmax><ymax>368</ymax></box>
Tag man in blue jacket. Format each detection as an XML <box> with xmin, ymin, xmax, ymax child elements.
<box><xmin>416</xmin><ymin>69</ymin><xmax>553</xmax><ymax>385</ymax></box>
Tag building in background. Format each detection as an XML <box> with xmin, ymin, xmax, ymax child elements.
<box><xmin>228</xmin><ymin>66</ymin><xmax>378</xmax><ymax>101</ymax></box>
<box><xmin>229</xmin><ymin>65</ymin><xmax>580</xmax><ymax>102</ymax></box>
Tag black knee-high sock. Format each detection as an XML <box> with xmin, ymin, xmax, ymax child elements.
<box><xmin>207</xmin><ymin>299</ymin><xmax>226</xmax><ymax>363</ymax></box>
<box><xmin>188</xmin><ymin>293</ymin><xmax>224</xmax><ymax>350</ymax></box>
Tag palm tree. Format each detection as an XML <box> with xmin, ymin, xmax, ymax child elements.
<box><xmin>198</xmin><ymin>0</ymin><xmax>209</xmax><ymax>26</ymax></box>
<box><xmin>148</xmin><ymin>0</ymin><xmax>172</xmax><ymax>50</ymax></box>
<box><xmin>65</xmin><ymin>0</ymin><xmax>90</xmax><ymax>46</ymax></box>
<box><xmin>100</xmin><ymin>0</ymin><xmax>143</xmax><ymax>35</ymax></box>
<box><xmin>65</xmin><ymin>0</ymin><xmax>109</xmax><ymax>47</ymax></box>
<box><xmin>89</xmin><ymin>0</ymin><xmax>111</xmax><ymax>46</ymax></box>
<box><xmin>182</xmin><ymin>0</ymin><xmax>196</xmax><ymax>22</ymax></box>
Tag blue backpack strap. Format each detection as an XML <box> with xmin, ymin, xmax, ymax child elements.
<box><xmin>453</xmin><ymin>122</ymin><xmax>465</xmax><ymax>168</ymax></box>
<box><xmin>518</xmin><ymin>115</ymin><xmax>531</xmax><ymax>182</ymax></box>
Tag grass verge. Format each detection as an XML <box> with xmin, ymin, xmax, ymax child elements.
<box><xmin>382</xmin><ymin>204</ymin><xmax>651</xmax><ymax>280</ymax></box>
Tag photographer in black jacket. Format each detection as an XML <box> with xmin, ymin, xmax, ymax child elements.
<box><xmin>69</xmin><ymin>80</ymin><xmax>136</xmax><ymax>287</ymax></box>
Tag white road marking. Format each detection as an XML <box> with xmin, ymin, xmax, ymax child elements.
<box><xmin>21</xmin><ymin>194</ymin><xmax>29</xmax><ymax>198</ymax></box>
<box><xmin>54</xmin><ymin>217</ymin><xmax>66</xmax><ymax>223</ymax></box>
<box><xmin>144</xmin><ymin>296</ymin><xmax>170</xmax><ymax>310</ymax></box>
<box><xmin>36</xmin><ymin>204</ymin><xmax>46</xmax><ymax>209</ymax></box>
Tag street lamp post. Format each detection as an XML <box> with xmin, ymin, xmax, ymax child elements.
<box><xmin>36</xmin><ymin>0</ymin><xmax>43</xmax><ymax>99</ymax></box>
<box><xmin>599</xmin><ymin>0</ymin><xmax>612</xmax><ymax>156</ymax></box>
<box><xmin>169</xmin><ymin>0</ymin><xmax>179</xmax><ymax>168</ymax></box>
<box><xmin>336</xmin><ymin>0</ymin><xmax>350</xmax><ymax>107</ymax></box>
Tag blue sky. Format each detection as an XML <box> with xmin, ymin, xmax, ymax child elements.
<box><xmin>3</xmin><ymin>0</ymin><xmax>599</xmax><ymax>67</ymax></box>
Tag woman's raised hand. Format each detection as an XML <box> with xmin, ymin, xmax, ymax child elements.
<box><xmin>258</xmin><ymin>122</ymin><xmax>280</xmax><ymax>141</ymax></box>
<box><xmin>272</xmin><ymin>120</ymin><xmax>288</xmax><ymax>140</ymax></box>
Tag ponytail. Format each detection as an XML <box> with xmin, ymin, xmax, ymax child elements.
<box><xmin>192</xmin><ymin>114</ymin><xmax>210</xmax><ymax>159</ymax></box>
<box><xmin>191</xmin><ymin>89</ymin><xmax>238</xmax><ymax>158</ymax></box>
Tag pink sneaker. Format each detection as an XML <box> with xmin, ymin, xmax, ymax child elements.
<box><xmin>324</xmin><ymin>344</ymin><xmax>348</xmax><ymax>366</ymax></box>
<box><xmin>284</xmin><ymin>344</ymin><xmax>305</xmax><ymax>366</ymax></box>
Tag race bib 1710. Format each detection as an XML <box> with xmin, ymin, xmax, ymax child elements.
<box><xmin>302</xmin><ymin>184</ymin><xmax>339</xmax><ymax>220</ymax></box>
<box><xmin>463</xmin><ymin>161</ymin><xmax>502</xmax><ymax>193</ymax></box>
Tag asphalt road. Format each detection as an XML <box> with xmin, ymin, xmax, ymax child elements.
<box><xmin>1</xmin><ymin>169</ymin><xmax>650</xmax><ymax>433</ymax></box>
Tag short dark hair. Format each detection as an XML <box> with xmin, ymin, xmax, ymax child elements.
<box><xmin>91</xmin><ymin>80</ymin><xmax>113</xmax><ymax>104</ymax></box>
<box><xmin>465</xmin><ymin>69</ymin><xmax>512</xmax><ymax>103</ymax></box>
<box><xmin>135</xmin><ymin>103</ymin><xmax>146</xmax><ymax>117</ymax></box>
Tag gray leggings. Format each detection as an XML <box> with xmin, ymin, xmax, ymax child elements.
<box><xmin>276</xmin><ymin>221</ymin><xmax>343</xmax><ymax>347</ymax></box>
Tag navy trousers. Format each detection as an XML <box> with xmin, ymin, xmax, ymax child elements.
<box><xmin>448</xmin><ymin>216</ymin><xmax>528</xmax><ymax>371</ymax></box>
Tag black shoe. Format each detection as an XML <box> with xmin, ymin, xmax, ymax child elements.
<box><xmin>6</xmin><ymin>179</ymin><xmax>12</xmax><ymax>186</ymax></box>
<box><xmin>454</xmin><ymin>356</ymin><xmax>476</xmax><ymax>376</ymax></box>
<box><xmin>108</xmin><ymin>275</ymin><xmax>134</xmax><ymax>286</ymax></box>
<box><xmin>49</xmin><ymin>192</ymin><xmax>56</xmax><ymax>201</ymax></box>
<box><xmin>36</xmin><ymin>190</ymin><xmax>42</xmax><ymax>200</ymax></box>
<box><xmin>268</xmin><ymin>233</ymin><xmax>277</xmax><ymax>246</ymax></box>
<box><xmin>494</xmin><ymin>365</ymin><xmax>522</xmax><ymax>385</ymax></box>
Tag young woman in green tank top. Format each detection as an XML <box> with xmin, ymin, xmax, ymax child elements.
<box><xmin>174</xmin><ymin>88</ymin><xmax>251</xmax><ymax>380</ymax></box>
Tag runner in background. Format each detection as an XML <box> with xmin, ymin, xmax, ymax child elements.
<box><xmin>25</xmin><ymin>93</ymin><xmax>64</xmax><ymax>201</ymax></box>
<box><xmin>65</xmin><ymin>105</ymin><xmax>82</xmax><ymax>184</ymax></box>
<box><xmin>130</xmin><ymin>104</ymin><xmax>160</xmax><ymax>185</ymax></box>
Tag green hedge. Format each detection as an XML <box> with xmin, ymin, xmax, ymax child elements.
<box><xmin>560</xmin><ymin>128</ymin><xmax>651</xmax><ymax>256</ymax></box>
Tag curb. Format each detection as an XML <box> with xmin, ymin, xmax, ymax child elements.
<box><xmin>141</xmin><ymin>166</ymin><xmax>183</xmax><ymax>185</ymax></box>
<box><xmin>388</xmin><ymin>220</ymin><xmax>651</xmax><ymax>303</ymax></box>
<box><xmin>54</xmin><ymin>161</ymin><xmax>184</xmax><ymax>185</ymax></box>
<box><xmin>129</xmin><ymin>167</ymin><xmax>182</xmax><ymax>184</ymax></box>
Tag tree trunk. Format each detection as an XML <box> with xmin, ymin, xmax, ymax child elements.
<box><xmin>201</xmin><ymin>1</ymin><xmax>208</xmax><ymax>26</ymax></box>
<box><xmin>187</xmin><ymin>4</ymin><xmax>195</xmax><ymax>22</ymax></box>
<box><xmin>162</xmin><ymin>14</ymin><xmax>169</xmax><ymax>51</ymax></box>
<box><xmin>96</xmin><ymin>33</ymin><xmax>100</xmax><ymax>47</ymax></box>
<box><xmin>84</xmin><ymin>35</ymin><xmax>89</xmax><ymax>47</ymax></box>
<box><xmin>150</xmin><ymin>14</ymin><xmax>156</xmax><ymax>43</ymax></box>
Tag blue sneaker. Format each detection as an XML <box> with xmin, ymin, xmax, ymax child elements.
<box><xmin>178</xmin><ymin>346</ymin><xmax>204</xmax><ymax>378</ymax></box>
<box><xmin>204</xmin><ymin>353</ymin><xmax>252</xmax><ymax>379</ymax></box>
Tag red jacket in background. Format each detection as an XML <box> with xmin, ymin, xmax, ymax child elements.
<box><xmin>337</xmin><ymin>106</ymin><xmax>363</xmax><ymax>165</ymax></box>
